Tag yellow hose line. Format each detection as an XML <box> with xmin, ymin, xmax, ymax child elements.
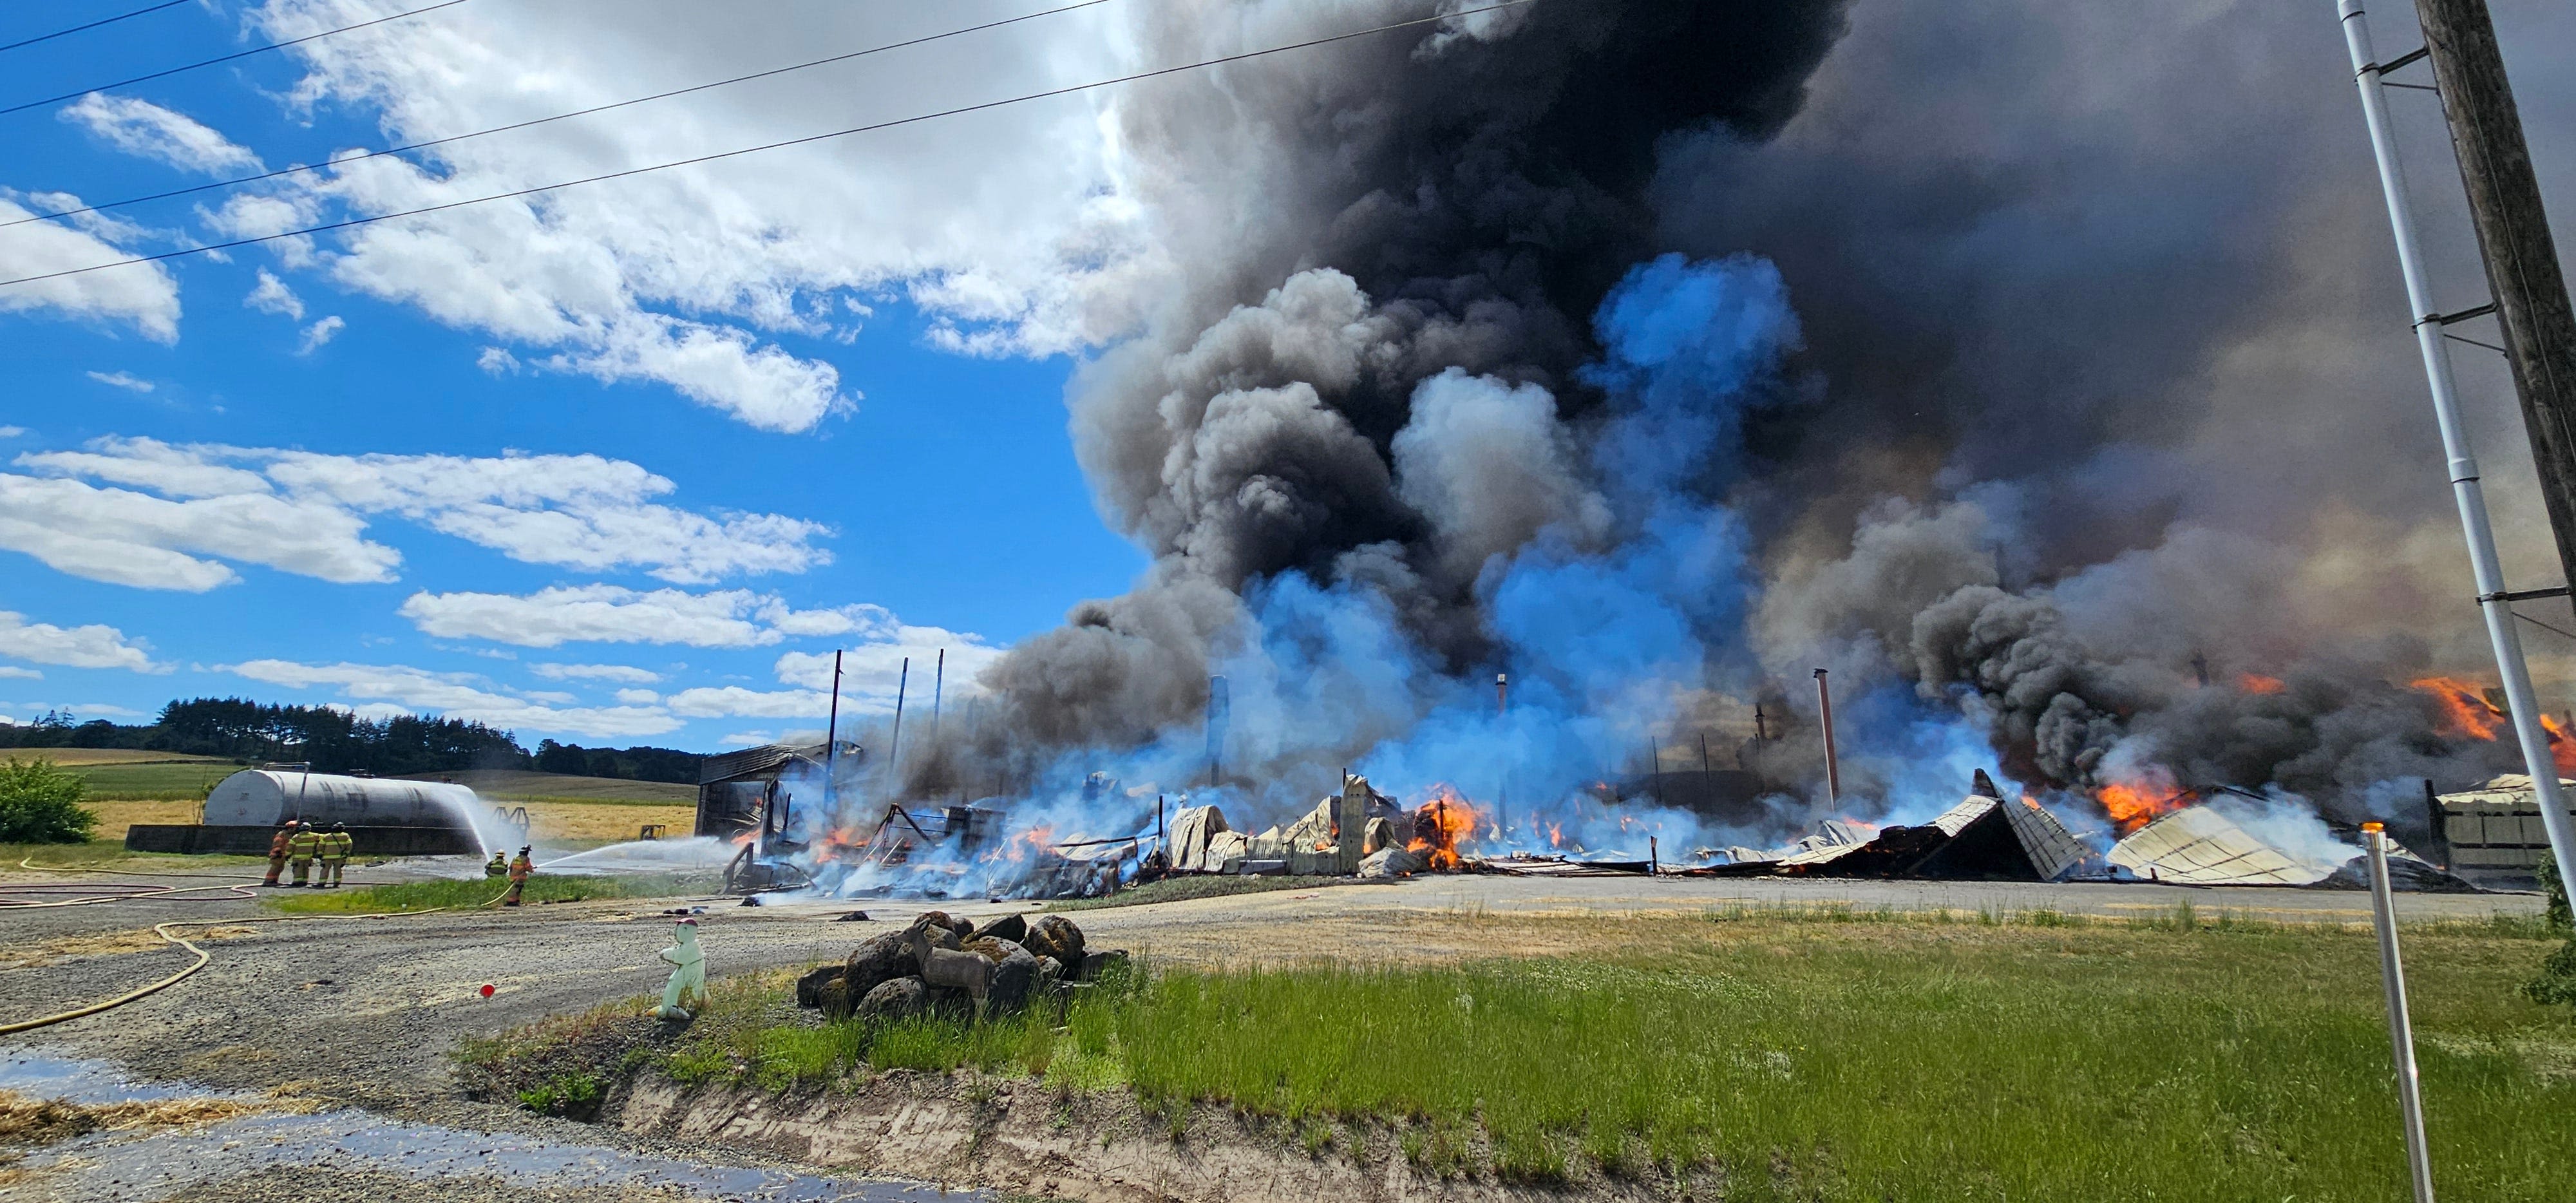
<box><xmin>17</xmin><ymin>855</ymin><xmax>263</xmax><ymax>881</ymax></box>
<box><xmin>0</xmin><ymin>907</ymin><xmax>451</xmax><ymax>1036</ymax></box>
<box><xmin>0</xmin><ymin>922</ymin><xmax>209</xmax><ymax>1036</ymax></box>
<box><xmin>0</xmin><ymin>883</ymin><xmax>259</xmax><ymax>910</ymax></box>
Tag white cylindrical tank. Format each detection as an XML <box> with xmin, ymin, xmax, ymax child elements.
<box><xmin>201</xmin><ymin>770</ymin><xmax>482</xmax><ymax>828</ymax></box>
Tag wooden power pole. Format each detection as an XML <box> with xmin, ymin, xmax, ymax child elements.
<box><xmin>2415</xmin><ymin>0</ymin><xmax>2576</xmax><ymax>592</ymax></box>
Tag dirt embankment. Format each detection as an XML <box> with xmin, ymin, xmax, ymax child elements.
<box><xmin>607</xmin><ymin>1073</ymin><xmax>1715</xmax><ymax>1203</ymax></box>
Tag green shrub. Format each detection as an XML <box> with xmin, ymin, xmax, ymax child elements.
<box><xmin>0</xmin><ymin>758</ymin><xmax>96</xmax><ymax>844</ymax></box>
<box><xmin>2525</xmin><ymin>936</ymin><xmax>2576</xmax><ymax>1008</ymax></box>
<box><xmin>2539</xmin><ymin>850</ymin><xmax>2571</xmax><ymax>930</ymax></box>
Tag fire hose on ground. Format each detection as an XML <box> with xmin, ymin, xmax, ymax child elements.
<box><xmin>1</xmin><ymin>857</ymin><xmax>508</xmax><ymax>1034</ymax></box>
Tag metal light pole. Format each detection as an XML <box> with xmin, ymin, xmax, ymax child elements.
<box><xmin>2338</xmin><ymin>0</ymin><xmax>2576</xmax><ymax>910</ymax></box>
<box><xmin>1814</xmin><ymin>668</ymin><xmax>1840</xmax><ymax>807</ymax></box>
<box><xmin>2363</xmin><ymin>822</ymin><xmax>2438</xmax><ymax>1203</ymax></box>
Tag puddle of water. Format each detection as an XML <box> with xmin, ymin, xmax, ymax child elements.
<box><xmin>0</xmin><ymin>1051</ymin><xmax>976</xmax><ymax>1202</ymax></box>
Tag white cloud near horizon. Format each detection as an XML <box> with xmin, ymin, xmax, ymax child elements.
<box><xmin>529</xmin><ymin>661</ymin><xmax>663</xmax><ymax>684</ymax></box>
<box><xmin>0</xmin><ymin>611</ymin><xmax>165</xmax><ymax>673</ymax></box>
<box><xmin>225</xmin><ymin>658</ymin><xmax>682</xmax><ymax>739</ymax></box>
<box><xmin>2</xmin><ymin>436</ymin><xmax>831</xmax><ymax>591</ymax></box>
<box><xmin>398</xmin><ymin>585</ymin><xmax>945</xmax><ymax>649</ymax></box>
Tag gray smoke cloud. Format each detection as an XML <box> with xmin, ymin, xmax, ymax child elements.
<box><xmin>909</xmin><ymin>0</ymin><xmax>2576</xmax><ymax>844</ymax></box>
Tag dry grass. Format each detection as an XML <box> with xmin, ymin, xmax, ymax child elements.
<box><xmin>80</xmin><ymin>800</ymin><xmax>207</xmax><ymax>838</ymax></box>
<box><xmin>0</xmin><ymin>1089</ymin><xmax>308</xmax><ymax>1146</ymax></box>
<box><xmin>0</xmin><ymin>925</ymin><xmax>256</xmax><ymax>971</ymax></box>
<box><xmin>518</xmin><ymin>801</ymin><xmax>696</xmax><ymax>843</ymax></box>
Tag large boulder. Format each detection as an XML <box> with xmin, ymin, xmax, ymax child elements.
<box><xmin>1023</xmin><ymin>915</ymin><xmax>1085</xmax><ymax>965</ymax></box>
<box><xmin>794</xmin><ymin>963</ymin><xmax>846</xmax><ymax>1009</ymax></box>
<box><xmin>857</xmin><ymin>976</ymin><xmax>927</xmax><ymax>1021</ymax></box>
<box><xmin>971</xmin><ymin>913</ymin><xmax>1028</xmax><ymax>944</ymax></box>
<box><xmin>815</xmin><ymin>976</ymin><xmax>855</xmax><ymax>1019</ymax></box>
<box><xmin>961</xmin><ymin>935</ymin><xmax>1024</xmax><ymax>964</ymax></box>
<box><xmin>844</xmin><ymin>931</ymin><xmax>920</xmax><ymax>998</ymax></box>
<box><xmin>1077</xmin><ymin>949</ymin><xmax>1130</xmax><ymax>982</ymax></box>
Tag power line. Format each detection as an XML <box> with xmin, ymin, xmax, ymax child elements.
<box><xmin>1</xmin><ymin>0</ymin><xmax>1110</xmax><ymax>232</ymax></box>
<box><xmin>0</xmin><ymin>0</ymin><xmax>1537</xmax><ymax>292</ymax></box>
<box><xmin>0</xmin><ymin>0</ymin><xmax>193</xmax><ymax>55</ymax></box>
<box><xmin>0</xmin><ymin>0</ymin><xmax>473</xmax><ymax>118</ymax></box>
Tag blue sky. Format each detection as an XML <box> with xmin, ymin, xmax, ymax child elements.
<box><xmin>0</xmin><ymin>1</ymin><xmax>1151</xmax><ymax>749</ymax></box>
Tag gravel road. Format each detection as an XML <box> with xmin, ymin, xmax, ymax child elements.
<box><xmin>0</xmin><ymin>865</ymin><xmax>2541</xmax><ymax>1200</ymax></box>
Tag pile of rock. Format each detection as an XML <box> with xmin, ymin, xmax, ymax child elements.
<box><xmin>793</xmin><ymin>911</ymin><xmax>1125</xmax><ymax>1021</ymax></box>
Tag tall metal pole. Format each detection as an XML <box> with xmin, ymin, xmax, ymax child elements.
<box><xmin>2413</xmin><ymin>0</ymin><xmax>2576</xmax><ymax>595</ymax></box>
<box><xmin>2363</xmin><ymin>822</ymin><xmax>2438</xmax><ymax>1203</ymax></box>
<box><xmin>1813</xmin><ymin>668</ymin><xmax>1840</xmax><ymax>807</ymax></box>
<box><xmin>885</xmin><ymin>656</ymin><xmax>909</xmax><ymax>798</ymax></box>
<box><xmin>824</xmin><ymin>648</ymin><xmax>843</xmax><ymax>815</ymax></box>
<box><xmin>2340</xmin><ymin>1</ymin><xmax>2576</xmax><ymax>910</ymax></box>
<box><xmin>929</xmin><ymin>648</ymin><xmax>943</xmax><ymax>750</ymax></box>
<box><xmin>1648</xmin><ymin>737</ymin><xmax>1664</xmax><ymax>806</ymax></box>
<box><xmin>1495</xmin><ymin>672</ymin><xmax>1508</xmax><ymax>840</ymax></box>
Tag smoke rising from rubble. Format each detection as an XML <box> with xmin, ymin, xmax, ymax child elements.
<box><xmin>891</xmin><ymin>0</ymin><xmax>2575</xmax><ymax>858</ymax></box>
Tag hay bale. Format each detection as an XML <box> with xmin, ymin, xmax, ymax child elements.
<box><xmin>857</xmin><ymin>976</ymin><xmax>927</xmax><ymax>1021</ymax></box>
<box><xmin>972</xmin><ymin>913</ymin><xmax>1028</xmax><ymax>944</ymax></box>
<box><xmin>987</xmin><ymin>946</ymin><xmax>1041</xmax><ymax>1012</ymax></box>
<box><xmin>844</xmin><ymin>931</ymin><xmax>920</xmax><ymax>998</ymax></box>
<box><xmin>1025</xmin><ymin>914</ymin><xmax>1086</xmax><ymax>965</ymax></box>
<box><xmin>793</xmin><ymin>963</ymin><xmax>846</xmax><ymax>1009</ymax></box>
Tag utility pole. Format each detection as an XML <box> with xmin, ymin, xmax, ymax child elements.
<box><xmin>824</xmin><ymin>649</ymin><xmax>843</xmax><ymax>814</ymax></box>
<box><xmin>1814</xmin><ymin>668</ymin><xmax>1841</xmax><ymax>807</ymax></box>
<box><xmin>2414</xmin><ymin>0</ymin><xmax>2576</xmax><ymax>594</ymax></box>
<box><xmin>886</xmin><ymin>657</ymin><xmax>909</xmax><ymax>799</ymax></box>
<box><xmin>2339</xmin><ymin>0</ymin><xmax>2576</xmax><ymax>911</ymax></box>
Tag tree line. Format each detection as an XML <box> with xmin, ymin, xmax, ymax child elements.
<box><xmin>0</xmin><ymin>698</ymin><xmax>703</xmax><ymax>783</ymax></box>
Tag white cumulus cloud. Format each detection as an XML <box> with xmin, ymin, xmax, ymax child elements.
<box><xmin>86</xmin><ymin>370</ymin><xmax>155</xmax><ymax>393</ymax></box>
<box><xmin>0</xmin><ymin>611</ymin><xmax>164</xmax><ymax>672</ymax></box>
<box><xmin>664</xmin><ymin>685</ymin><xmax>835</xmax><ymax>719</ymax></box>
<box><xmin>0</xmin><ymin>195</ymin><xmax>180</xmax><ymax>343</ymax></box>
<box><xmin>225</xmin><ymin>658</ymin><xmax>681</xmax><ymax>740</ymax></box>
<box><xmin>529</xmin><ymin>661</ymin><xmax>661</xmax><ymax>683</ymax></box>
<box><xmin>3</xmin><ymin>437</ymin><xmax>830</xmax><ymax>591</ymax></box>
<box><xmin>298</xmin><ymin>315</ymin><xmax>345</xmax><ymax>353</ymax></box>
<box><xmin>61</xmin><ymin>94</ymin><xmax>263</xmax><ymax>176</ymax></box>
<box><xmin>246</xmin><ymin>270</ymin><xmax>306</xmax><ymax>320</ymax></box>
<box><xmin>399</xmin><ymin>585</ymin><xmax>904</xmax><ymax>649</ymax></box>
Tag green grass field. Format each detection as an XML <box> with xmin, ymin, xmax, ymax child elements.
<box><xmin>267</xmin><ymin>872</ymin><xmax>713</xmax><ymax>913</ymax></box>
<box><xmin>475</xmin><ymin>907</ymin><xmax>2576</xmax><ymax>1199</ymax></box>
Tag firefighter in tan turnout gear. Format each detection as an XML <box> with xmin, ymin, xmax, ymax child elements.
<box><xmin>285</xmin><ymin>822</ymin><xmax>324</xmax><ymax>887</ymax></box>
<box><xmin>317</xmin><ymin>822</ymin><xmax>354</xmax><ymax>887</ymax></box>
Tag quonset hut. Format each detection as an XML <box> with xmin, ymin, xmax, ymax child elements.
<box><xmin>126</xmin><ymin>768</ymin><xmax>490</xmax><ymax>856</ymax></box>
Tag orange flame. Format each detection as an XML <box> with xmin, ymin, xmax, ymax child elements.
<box><xmin>2094</xmin><ymin>764</ymin><xmax>2185</xmax><ymax>836</ymax></box>
<box><xmin>2412</xmin><ymin>676</ymin><xmax>2504</xmax><ymax>741</ymax></box>
<box><xmin>1405</xmin><ymin>784</ymin><xmax>1482</xmax><ymax>870</ymax></box>
<box><xmin>2238</xmin><ymin>674</ymin><xmax>2284</xmax><ymax>694</ymax></box>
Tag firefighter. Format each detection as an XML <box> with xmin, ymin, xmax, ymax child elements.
<box><xmin>318</xmin><ymin>822</ymin><xmax>354</xmax><ymax>888</ymax></box>
<box><xmin>501</xmin><ymin>846</ymin><xmax>533</xmax><ymax>906</ymax></box>
<box><xmin>484</xmin><ymin>850</ymin><xmax>509</xmax><ymax>878</ymax></box>
<box><xmin>262</xmin><ymin>820</ymin><xmax>299</xmax><ymax>887</ymax></box>
<box><xmin>285</xmin><ymin>821</ymin><xmax>325</xmax><ymax>887</ymax></box>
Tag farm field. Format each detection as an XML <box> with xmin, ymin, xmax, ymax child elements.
<box><xmin>402</xmin><ymin>769</ymin><xmax>697</xmax><ymax>806</ymax></box>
